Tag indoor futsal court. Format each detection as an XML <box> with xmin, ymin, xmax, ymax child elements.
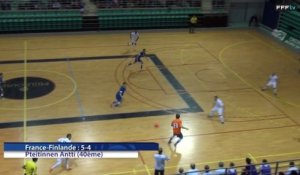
<box><xmin>0</xmin><ymin>28</ymin><xmax>300</xmax><ymax>174</ymax></box>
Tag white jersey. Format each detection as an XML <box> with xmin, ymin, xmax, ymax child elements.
<box><xmin>58</xmin><ymin>137</ymin><xmax>71</xmax><ymax>143</ymax></box>
<box><xmin>130</xmin><ymin>32</ymin><xmax>139</xmax><ymax>41</ymax></box>
<box><xmin>187</xmin><ymin>168</ymin><xmax>201</xmax><ymax>175</ymax></box>
<box><xmin>154</xmin><ymin>153</ymin><xmax>169</xmax><ymax>170</ymax></box>
<box><xmin>214</xmin><ymin>98</ymin><xmax>224</xmax><ymax>108</ymax></box>
<box><xmin>269</xmin><ymin>74</ymin><xmax>278</xmax><ymax>83</ymax></box>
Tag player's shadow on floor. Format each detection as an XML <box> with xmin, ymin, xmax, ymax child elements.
<box><xmin>167</xmin><ymin>144</ymin><xmax>182</xmax><ymax>170</ymax></box>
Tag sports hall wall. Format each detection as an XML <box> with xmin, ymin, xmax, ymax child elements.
<box><xmin>0</xmin><ymin>0</ymin><xmax>298</xmax><ymax>33</ymax></box>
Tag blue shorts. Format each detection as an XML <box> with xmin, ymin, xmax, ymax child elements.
<box><xmin>173</xmin><ymin>133</ymin><xmax>183</xmax><ymax>139</ymax></box>
<box><xmin>134</xmin><ymin>57</ymin><xmax>142</xmax><ymax>63</ymax></box>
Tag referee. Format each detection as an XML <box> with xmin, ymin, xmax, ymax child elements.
<box><xmin>23</xmin><ymin>158</ymin><xmax>38</xmax><ymax>175</ymax></box>
<box><xmin>189</xmin><ymin>15</ymin><xmax>198</xmax><ymax>33</ymax></box>
<box><xmin>154</xmin><ymin>148</ymin><xmax>169</xmax><ymax>175</ymax></box>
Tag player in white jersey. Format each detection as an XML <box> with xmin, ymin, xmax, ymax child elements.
<box><xmin>208</xmin><ymin>96</ymin><xmax>225</xmax><ymax>124</ymax></box>
<box><xmin>129</xmin><ymin>31</ymin><xmax>139</xmax><ymax>46</ymax></box>
<box><xmin>49</xmin><ymin>133</ymin><xmax>72</xmax><ymax>173</ymax></box>
<box><xmin>261</xmin><ymin>73</ymin><xmax>278</xmax><ymax>95</ymax></box>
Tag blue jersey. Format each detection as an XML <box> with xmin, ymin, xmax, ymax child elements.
<box><xmin>115</xmin><ymin>85</ymin><xmax>126</xmax><ymax>102</ymax></box>
<box><xmin>260</xmin><ymin>164</ymin><xmax>271</xmax><ymax>175</ymax></box>
<box><xmin>118</xmin><ymin>85</ymin><xmax>126</xmax><ymax>96</ymax></box>
<box><xmin>246</xmin><ymin>164</ymin><xmax>258</xmax><ymax>175</ymax></box>
<box><xmin>135</xmin><ymin>51</ymin><xmax>146</xmax><ymax>62</ymax></box>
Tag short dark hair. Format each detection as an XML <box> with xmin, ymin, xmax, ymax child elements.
<box><xmin>289</xmin><ymin>161</ymin><xmax>295</xmax><ymax>167</ymax></box>
<box><xmin>32</xmin><ymin>158</ymin><xmax>38</xmax><ymax>162</ymax></box>
<box><xmin>158</xmin><ymin>147</ymin><xmax>163</xmax><ymax>154</ymax></box>
<box><xmin>230</xmin><ymin>162</ymin><xmax>235</xmax><ymax>167</ymax></box>
<box><xmin>178</xmin><ymin>167</ymin><xmax>184</xmax><ymax>173</ymax></box>
<box><xmin>176</xmin><ymin>114</ymin><xmax>180</xmax><ymax>119</ymax></box>
<box><xmin>204</xmin><ymin>165</ymin><xmax>210</xmax><ymax>171</ymax></box>
<box><xmin>190</xmin><ymin>163</ymin><xmax>196</xmax><ymax>169</ymax></box>
<box><xmin>246</xmin><ymin>157</ymin><xmax>252</xmax><ymax>164</ymax></box>
<box><xmin>66</xmin><ymin>133</ymin><xmax>72</xmax><ymax>139</ymax></box>
<box><xmin>262</xmin><ymin>159</ymin><xmax>268</xmax><ymax>163</ymax></box>
<box><xmin>219</xmin><ymin>162</ymin><xmax>224</xmax><ymax>167</ymax></box>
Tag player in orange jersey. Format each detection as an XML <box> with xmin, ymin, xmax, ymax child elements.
<box><xmin>168</xmin><ymin>114</ymin><xmax>189</xmax><ymax>147</ymax></box>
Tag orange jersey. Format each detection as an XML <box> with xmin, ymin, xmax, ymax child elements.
<box><xmin>171</xmin><ymin>119</ymin><xmax>182</xmax><ymax>134</ymax></box>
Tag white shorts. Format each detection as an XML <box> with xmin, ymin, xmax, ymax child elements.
<box><xmin>267</xmin><ymin>81</ymin><xmax>277</xmax><ymax>89</ymax></box>
<box><xmin>211</xmin><ymin>107</ymin><xmax>224</xmax><ymax>116</ymax></box>
<box><xmin>130</xmin><ymin>40</ymin><xmax>137</xmax><ymax>44</ymax></box>
<box><xmin>56</xmin><ymin>158</ymin><xmax>68</xmax><ymax>165</ymax></box>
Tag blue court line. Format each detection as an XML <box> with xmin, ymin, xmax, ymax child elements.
<box><xmin>0</xmin><ymin>54</ymin><xmax>203</xmax><ymax>129</ymax></box>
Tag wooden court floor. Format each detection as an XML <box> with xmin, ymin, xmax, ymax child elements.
<box><xmin>0</xmin><ymin>28</ymin><xmax>299</xmax><ymax>175</ymax></box>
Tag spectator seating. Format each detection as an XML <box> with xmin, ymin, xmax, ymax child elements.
<box><xmin>98</xmin><ymin>8</ymin><xmax>201</xmax><ymax>29</ymax></box>
<box><xmin>278</xmin><ymin>10</ymin><xmax>300</xmax><ymax>39</ymax></box>
<box><xmin>0</xmin><ymin>10</ymin><xmax>82</xmax><ymax>32</ymax></box>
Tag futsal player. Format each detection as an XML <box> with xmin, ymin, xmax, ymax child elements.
<box><xmin>129</xmin><ymin>31</ymin><xmax>140</xmax><ymax>46</ymax></box>
<box><xmin>23</xmin><ymin>158</ymin><xmax>38</xmax><ymax>175</ymax></box>
<box><xmin>49</xmin><ymin>133</ymin><xmax>72</xmax><ymax>173</ymax></box>
<box><xmin>154</xmin><ymin>147</ymin><xmax>169</xmax><ymax>175</ymax></box>
<box><xmin>127</xmin><ymin>49</ymin><xmax>146</xmax><ymax>70</ymax></box>
<box><xmin>0</xmin><ymin>73</ymin><xmax>4</xmax><ymax>98</ymax></box>
<box><xmin>261</xmin><ymin>73</ymin><xmax>278</xmax><ymax>95</ymax></box>
<box><xmin>208</xmin><ymin>96</ymin><xmax>225</xmax><ymax>124</ymax></box>
<box><xmin>112</xmin><ymin>82</ymin><xmax>127</xmax><ymax>107</ymax></box>
<box><xmin>168</xmin><ymin>114</ymin><xmax>188</xmax><ymax>147</ymax></box>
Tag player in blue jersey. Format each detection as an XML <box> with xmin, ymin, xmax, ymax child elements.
<box><xmin>112</xmin><ymin>82</ymin><xmax>127</xmax><ymax>107</ymax></box>
<box><xmin>127</xmin><ymin>49</ymin><xmax>146</xmax><ymax>70</ymax></box>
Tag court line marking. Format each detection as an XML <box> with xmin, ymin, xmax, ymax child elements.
<box><xmin>246</xmin><ymin>32</ymin><xmax>300</xmax><ymax>64</ymax></box>
<box><xmin>146</xmin><ymin>67</ymin><xmax>169</xmax><ymax>95</ymax></box>
<box><xmin>138</xmin><ymin>151</ymin><xmax>151</xmax><ymax>175</ymax></box>
<box><xmin>0</xmin><ymin>69</ymin><xmax>77</xmax><ymax>110</ymax></box>
<box><xmin>119</xmin><ymin>55</ymin><xmax>194</xmax><ymax>114</ymax></box>
<box><xmin>218</xmin><ymin>40</ymin><xmax>300</xmax><ymax>109</ymax></box>
<box><xmin>248</xmin><ymin>153</ymin><xmax>258</xmax><ymax>163</ymax></box>
<box><xmin>23</xmin><ymin>40</ymin><xmax>28</xmax><ymax>141</ymax></box>
<box><xmin>23</xmin><ymin>40</ymin><xmax>27</xmax><ymax>165</ymax></box>
<box><xmin>126</xmin><ymin>68</ymin><xmax>166</xmax><ymax>93</ymax></box>
<box><xmin>102</xmin><ymin>151</ymin><xmax>300</xmax><ymax>175</ymax></box>
<box><xmin>66</xmin><ymin>60</ymin><xmax>85</xmax><ymax>117</ymax></box>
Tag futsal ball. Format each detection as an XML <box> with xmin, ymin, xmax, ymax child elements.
<box><xmin>154</xmin><ymin>123</ymin><xmax>159</xmax><ymax>128</ymax></box>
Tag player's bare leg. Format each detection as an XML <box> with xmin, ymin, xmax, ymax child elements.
<box><xmin>168</xmin><ymin>135</ymin><xmax>175</xmax><ymax>144</ymax></box>
<box><xmin>174</xmin><ymin>139</ymin><xmax>181</xmax><ymax>147</ymax></box>
<box><xmin>273</xmin><ymin>88</ymin><xmax>277</xmax><ymax>96</ymax></box>
<box><xmin>112</xmin><ymin>101</ymin><xmax>120</xmax><ymax>108</ymax></box>
<box><xmin>49</xmin><ymin>159</ymin><xmax>62</xmax><ymax>173</ymax></box>
<box><xmin>208</xmin><ymin>110</ymin><xmax>214</xmax><ymax>118</ymax></box>
<box><xmin>64</xmin><ymin>159</ymin><xmax>72</xmax><ymax>171</ymax></box>
<box><xmin>219</xmin><ymin>115</ymin><xmax>224</xmax><ymax>124</ymax></box>
<box><xmin>140</xmin><ymin>62</ymin><xmax>143</xmax><ymax>71</ymax></box>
